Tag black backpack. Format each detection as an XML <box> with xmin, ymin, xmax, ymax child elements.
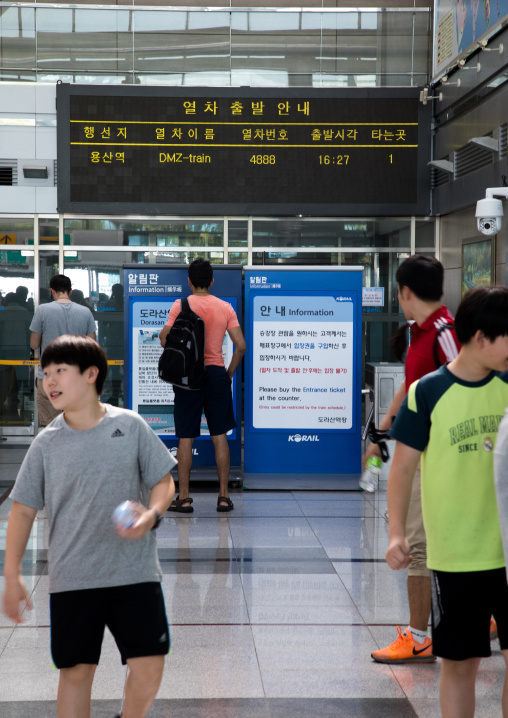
<box><xmin>158</xmin><ymin>297</ymin><xmax>207</xmax><ymax>390</ymax></box>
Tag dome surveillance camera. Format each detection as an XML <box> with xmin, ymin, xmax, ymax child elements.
<box><xmin>475</xmin><ymin>197</ymin><xmax>503</xmax><ymax>235</ymax></box>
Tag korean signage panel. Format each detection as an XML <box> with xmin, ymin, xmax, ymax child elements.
<box><xmin>433</xmin><ymin>0</ymin><xmax>508</xmax><ymax>78</ymax></box>
<box><xmin>123</xmin><ymin>264</ymin><xmax>242</xmax><ymax>467</ymax></box>
<box><xmin>57</xmin><ymin>85</ymin><xmax>431</xmax><ymax>216</ymax></box>
<box><xmin>244</xmin><ymin>267</ymin><xmax>363</xmax><ymax>476</ymax></box>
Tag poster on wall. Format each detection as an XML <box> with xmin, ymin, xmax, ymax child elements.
<box><xmin>123</xmin><ymin>264</ymin><xmax>243</xmax><ymax>467</ymax></box>
<box><xmin>252</xmin><ymin>295</ymin><xmax>353</xmax><ymax>430</ymax></box>
<box><xmin>244</xmin><ymin>267</ymin><xmax>363</xmax><ymax>477</ymax></box>
<box><xmin>433</xmin><ymin>0</ymin><xmax>508</xmax><ymax>77</ymax></box>
<box><xmin>130</xmin><ymin>298</ymin><xmax>235</xmax><ymax>435</ymax></box>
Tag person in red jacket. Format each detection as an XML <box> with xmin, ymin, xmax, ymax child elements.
<box><xmin>367</xmin><ymin>255</ymin><xmax>462</xmax><ymax>663</ymax></box>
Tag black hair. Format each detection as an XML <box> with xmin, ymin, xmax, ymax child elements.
<box><xmin>4</xmin><ymin>292</ymin><xmax>17</xmax><ymax>306</ymax></box>
<box><xmin>188</xmin><ymin>258</ymin><xmax>213</xmax><ymax>289</ymax></box>
<box><xmin>41</xmin><ymin>335</ymin><xmax>108</xmax><ymax>396</ymax></box>
<box><xmin>396</xmin><ymin>255</ymin><xmax>443</xmax><ymax>302</ymax></box>
<box><xmin>455</xmin><ymin>285</ymin><xmax>508</xmax><ymax>345</ymax></box>
<box><xmin>50</xmin><ymin>274</ymin><xmax>72</xmax><ymax>294</ymax></box>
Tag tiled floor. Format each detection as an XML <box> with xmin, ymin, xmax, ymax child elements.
<box><xmin>0</xmin><ymin>479</ymin><xmax>506</xmax><ymax>717</ymax></box>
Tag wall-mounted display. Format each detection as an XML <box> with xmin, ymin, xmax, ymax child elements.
<box><xmin>57</xmin><ymin>85</ymin><xmax>431</xmax><ymax>217</ymax></box>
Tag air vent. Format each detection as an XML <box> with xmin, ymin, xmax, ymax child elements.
<box><xmin>455</xmin><ymin>142</ymin><xmax>493</xmax><ymax>179</ymax></box>
<box><xmin>0</xmin><ymin>160</ymin><xmax>17</xmax><ymax>186</ymax></box>
<box><xmin>499</xmin><ymin>124</ymin><xmax>507</xmax><ymax>160</ymax></box>
<box><xmin>431</xmin><ymin>166</ymin><xmax>450</xmax><ymax>189</ymax></box>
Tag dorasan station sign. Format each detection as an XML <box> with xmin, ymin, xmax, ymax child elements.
<box><xmin>56</xmin><ymin>85</ymin><xmax>430</xmax><ymax>216</ymax></box>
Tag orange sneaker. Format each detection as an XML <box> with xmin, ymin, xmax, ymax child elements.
<box><xmin>371</xmin><ymin>626</ymin><xmax>436</xmax><ymax>664</ymax></box>
<box><xmin>490</xmin><ymin>618</ymin><xmax>498</xmax><ymax>641</ymax></box>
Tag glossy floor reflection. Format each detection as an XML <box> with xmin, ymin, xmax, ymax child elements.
<box><xmin>0</xmin><ymin>487</ymin><xmax>506</xmax><ymax>717</ymax></box>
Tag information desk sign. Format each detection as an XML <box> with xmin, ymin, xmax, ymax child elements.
<box><xmin>244</xmin><ymin>267</ymin><xmax>363</xmax><ymax>476</ymax></box>
<box><xmin>57</xmin><ymin>85</ymin><xmax>430</xmax><ymax>216</ymax></box>
<box><xmin>123</xmin><ymin>264</ymin><xmax>242</xmax><ymax>468</ymax></box>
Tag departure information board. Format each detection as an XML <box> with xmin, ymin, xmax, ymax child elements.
<box><xmin>56</xmin><ymin>85</ymin><xmax>431</xmax><ymax>216</ymax></box>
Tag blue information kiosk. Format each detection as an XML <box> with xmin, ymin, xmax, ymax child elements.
<box><xmin>123</xmin><ymin>264</ymin><xmax>243</xmax><ymax>474</ymax></box>
<box><xmin>244</xmin><ymin>266</ymin><xmax>363</xmax><ymax>488</ymax></box>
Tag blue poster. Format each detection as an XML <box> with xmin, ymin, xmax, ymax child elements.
<box><xmin>244</xmin><ymin>267</ymin><xmax>363</xmax><ymax>475</ymax></box>
<box><xmin>123</xmin><ymin>264</ymin><xmax>243</xmax><ymax>467</ymax></box>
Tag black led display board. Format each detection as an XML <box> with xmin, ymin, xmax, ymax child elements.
<box><xmin>56</xmin><ymin>84</ymin><xmax>431</xmax><ymax>216</ymax></box>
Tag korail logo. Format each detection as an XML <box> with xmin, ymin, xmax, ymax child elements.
<box><xmin>170</xmin><ymin>447</ymin><xmax>199</xmax><ymax>457</ymax></box>
<box><xmin>288</xmin><ymin>434</ymin><xmax>320</xmax><ymax>443</ymax></box>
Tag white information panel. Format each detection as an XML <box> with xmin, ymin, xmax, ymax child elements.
<box><xmin>130</xmin><ymin>299</ymin><xmax>234</xmax><ymax>436</ymax></box>
<box><xmin>252</xmin><ymin>295</ymin><xmax>353</xmax><ymax>430</ymax></box>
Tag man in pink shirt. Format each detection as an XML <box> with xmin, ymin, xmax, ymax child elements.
<box><xmin>159</xmin><ymin>259</ymin><xmax>246</xmax><ymax>513</ymax></box>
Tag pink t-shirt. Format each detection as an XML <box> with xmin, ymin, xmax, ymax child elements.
<box><xmin>165</xmin><ymin>294</ymin><xmax>240</xmax><ymax>367</ymax></box>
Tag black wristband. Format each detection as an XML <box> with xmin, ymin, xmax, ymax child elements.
<box><xmin>150</xmin><ymin>508</ymin><xmax>162</xmax><ymax>530</ymax></box>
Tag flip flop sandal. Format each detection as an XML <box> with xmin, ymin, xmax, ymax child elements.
<box><xmin>168</xmin><ymin>496</ymin><xmax>194</xmax><ymax>513</ymax></box>
<box><xmin>217</xmin><ymin>496</ymin><xmax>234</xmax><ymax>512</ymax></box>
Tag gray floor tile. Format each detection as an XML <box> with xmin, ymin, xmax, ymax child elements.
<box><xmin>168</xmin><ymin>602</ymin><xmax>250</xmax><ymax>624</ymax></box>
<box><xmin>261</xmin><ymin>666</ymin><xmax>406</xmax><ymax>699</ymax></box>
<box><xmin>410</xmin><ymin>694</ymin><xmax>504</xmax><ymax>718</ymax></box>
<box><xmin>0</xmin><ymin>627</ymin><xmax>14</xmax><ymax>654</ymax></box>
<box><xmin>248</xmin><ymin>604</ymin><xmax>364</xmax><ymax>625</ymax></box>
<box><xmin>0</xmin><ymin>698</ymin><xmax>421</xmax><ymax>718</ymax></box>
<box><xmin>294</xmin><ymin>498</ymin><xmax>377</xmax><ymax>518</ymax></box>
<box><xmin>244</xmin><ymin>585</ymin><xmax>357</xmax><ymax>609</ymax></box>
<box><xmin>252</xmin><ymin>625</ymin><xmax>380</xmax><ymax>669</ymax></box>
<box><xmin>0</xmin><ymin>670</ymin><xmax>60</xmax><ymax>700</ymax></box>
<box><xmin>228</xmin><ymin>517</ymin><xmax>321</xmax><ymax>549</ymax></box>
<box><xmin>161</xmin><ymin>572</ymin><xmax>243</xmax><ymax>590</ymax></box>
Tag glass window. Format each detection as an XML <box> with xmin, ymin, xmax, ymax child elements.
<box><xmin>232</xmin><ymin>11</ymin><xmax>321</xmax><ymax>79</ymax></box>
<box><xmin>64</xmin><ymin>219</ymin><xmax>224</xmax><ymax>248</ymax></box>
<box><xmin>0</xmin><ymin>249</ymin><xmax>35</xmax><ymax>434</ymax></box>
<box><xmin>252</xmin><ymin>219</ymin><xmax>413</xmax><ymax>249</ymax></box>
<box><xmin>0</xmin><ymin>6</ymin><xmax>431</xmax><ymax>87</ymax></box>
<box><xmin>415</xmin><ymin>219</ymin><xmax>435</xmax><ymax>250</ymax></box>
<box><xmin>0</xmin><ymin>7</ymin><xmax>36</xmax><ymax>72</ymax></box>
<box><xmin>227</xmin><ymin>252</ymin><xmax>248</xmax><ymax>265</ymax></box>
<box><xmin>0</xmin><ymin>219</ymin><xmax>35</xmax><ymax>245</ymax></box>
<box><xmin>36</xmin><ymin>7</ymin><xmax>133</xmax><ymax>76</ymax></box>
<box><xmin>134</xmin><ymin>10</ymin><xmax>230</xmax><ymax>76</ymax></box>
<box><xmin>228</xmin><ymin>220</ymin><xmax>248</xmax><ymax>248</ymax></box>
<box><xmin>63</xmin><ymin>250</ymin><xmax>128</xmax><ymax>408</ymax></box>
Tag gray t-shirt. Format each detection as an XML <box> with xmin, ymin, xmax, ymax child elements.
<box><xmin>10</xmin><ymin>405</ymin><xmax>176</xmax><ymax>593</ymax></box>
<box><xmin>30</xmin><ymin>301</ymin><xmax>96</xmax><ymax>379</ymax></box>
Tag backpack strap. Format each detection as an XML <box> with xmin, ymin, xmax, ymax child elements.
<box><xmin>433</xmin><ymin>322</ymin><xmax>455</xmax><ymax>368</ymax></box>
<box><xmin>181</xmin><ymin>297</ymin><xmax>190</xmax><ymax>313</ymax></box>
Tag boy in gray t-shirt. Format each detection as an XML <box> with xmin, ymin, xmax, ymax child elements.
<box><xmin>2</xmin><ymin>334</ymin><xmax>176</xmax><ymax>718</ymax></box>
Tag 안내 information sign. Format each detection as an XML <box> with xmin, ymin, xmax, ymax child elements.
<box><xmin>244</xmin><ymin>267</ymin><xmax>363</xmax><ymax>477</ymax></box>
<box><xmin>252</xmin><ymin>295</ymin><xmax>353</xmax><ymax>430</ymax></box>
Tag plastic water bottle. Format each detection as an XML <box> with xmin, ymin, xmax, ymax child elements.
<box><xmin>112</xmin><ymin>501</ymin><xmax>139</xmax><ymax>530</ymax></box>
<box><xmin>359</xmin><ymin>456</ymin><xmax>382</xmax><ymax>492</ymax></box>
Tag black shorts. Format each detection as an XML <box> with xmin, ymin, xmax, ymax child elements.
<box><xmin>173</xmin><ymin>365</ymin><xmax>236</xmax><ymax>438</ymax></box>
<box><xmin>431</xmin><ymin>567</ymin><xmax>508</xmax><ymax>660</ymax></box>
<box><xmin>50</xmin><ymin>582</ymin><xmax>170</xmax><ymax>668</ymax></box>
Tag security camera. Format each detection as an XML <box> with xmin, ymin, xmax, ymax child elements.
<box><xmin>475</xmin><ymin>197</ymin><xmax>503</xmax><ymax>235</ymax></box>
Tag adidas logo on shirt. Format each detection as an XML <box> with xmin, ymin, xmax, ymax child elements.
<box><xmin>111</xmin><ymin>428</ymin><xmax>124</xmax><ymax>438</ymax></box>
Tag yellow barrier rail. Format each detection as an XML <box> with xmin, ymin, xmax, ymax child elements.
<box><xmin>0</xmin><ymin>360</ymin><xmax>124</xmax><ymax>366</ymax></box>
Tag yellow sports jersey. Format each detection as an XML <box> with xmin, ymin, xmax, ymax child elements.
<box><xmin>391</xmin><ymin>365</ymin><xmax>508</xmax><ymax>572</ymax></box>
